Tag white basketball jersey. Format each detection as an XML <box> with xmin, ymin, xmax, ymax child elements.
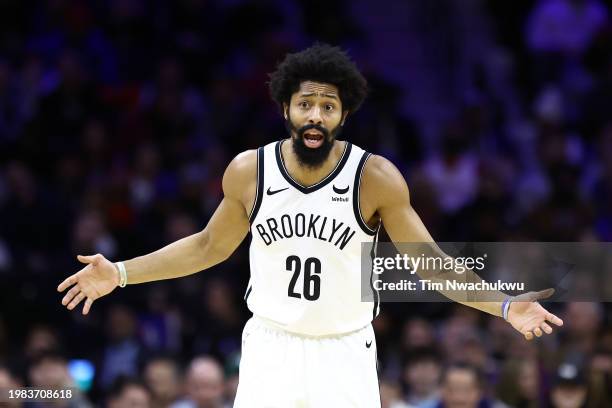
<box><xmin>245</xmin><ymin>139</ymin><xmax>380</xmax><ymax>336</ymax></box>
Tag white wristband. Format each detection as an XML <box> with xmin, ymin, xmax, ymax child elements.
<box><xmin>115</xmin><ymin>261</ymin><xmax>127</xmax><ymax>288</ymax></box>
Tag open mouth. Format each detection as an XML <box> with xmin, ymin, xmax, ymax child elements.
<box><xmin>303</xmin><ymin>130</ymin><xmax>324</xmax><ymax>148</ymax></box>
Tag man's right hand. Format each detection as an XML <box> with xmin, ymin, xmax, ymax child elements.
<box><xmin>57</xmin><ymin>254</ymin><xmax>120</xmax><ymax>315</ymax></box>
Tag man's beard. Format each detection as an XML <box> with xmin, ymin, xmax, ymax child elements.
<box><xmin>285</xmin><ymin>119</ymin><xmax>343</xmax><ymax>169</ymax></box>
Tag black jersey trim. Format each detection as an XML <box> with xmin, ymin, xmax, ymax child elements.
<box><xmin>248</xmin><ymin>147</ymin><xmax>265</xmax><ymax>223</ymax></box>
<box><xmin>353</xmin><ymin>152</ymin><xmax>379</xmax><ymax>235</ymax></box>
<box><xmin>369</xmin><ymin>224</ymin><xmax>381</xmax><ymax>320</ymax></box>
<box><xmin>275</xmin><ymin>140</ymin><xmax>352</xmax><ymax>194</ymax></box>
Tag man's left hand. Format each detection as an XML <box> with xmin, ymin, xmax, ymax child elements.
<box><xmin>507</xmin><ymin>288</ymin><xmax>564</xmax><ymax>340</ymax></box>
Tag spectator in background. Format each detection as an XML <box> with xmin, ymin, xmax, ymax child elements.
<box><xmin>549</xmin><ymin>361</ymin><xmax>589</xmax><ymax>408</ymax></box>
<box><xmin>139</xmin><ymin>284</ymin><xmax>182</xmax><ymax>353</ymax></box>
<box><xmin>143</xmin><ymin>355</ymin><xmax>183</xmax><ymax>408</ymax></box>
<box><xmin>526</xmin><ymin>0</ymin><xmax>608</xmax><ymax>56</ymax></box>
<box><xmin>28</xmin><ymin>351</ymin><xmax>93</xmax><ymax>408</ymax></box>
<box><xmin>381</xmin><ymin>378</ymin><xmax>414</xmax><ymax>408</ymax></box>
<box><xmin>138</xmin><ymin>56</ymin><xmax>209</xmax><ymax>159</ymax></box>
<box><xmin>99</xmin><ymin>305</ymin><xmax>145</xmax><ymax>390</ymax></box>
<box><xmin>418</xmin><ymin>123</ymin><xmax>478</xmax><ymax>218</ymax></box>
<box><xmin>496</xmin><ymin>357</ymin><xmax>543</xmax><ymax>408</ymax></box>
<box><xmin>107</xmin><ymin>376</ymin><xmax>151</xmax><ymax>408</ymax></box>
<box><xmin>485</xmin><ymin>317</ymin><xmax>516</xmax><ymax>362</ymax></box>
<box><xmin>439</xmin><ymin>314</ymin><xmax>481</xmax><ymax>364</ymax></box>
<box><xmin>0</xmin><ymin>364</ymin><xmax>23</xmax><ymax>408</ymax></box>
<box><xmin>402</xmin><ymin>347</ymin><xmax>442</xmax><ymax>407</ymax></box>
<box><xmin>525</xmin><ymin>0</ymin><xmax>609</xmax><ymax>87</ymax></box>
<box><xmin>80</xmin><ymin>117</ymin><xmax>108</xmax><ymax>159</ymax></box>
<box><xmin>165</xmin><ymin>212</ymin><xmax>199</xmax><ymax>243</ymax></box>
<box><xmin>222</xmin><ymin>351</ymin><xmax>240</xmax><ymax>406</ymax></box>
<box><xmin>0</xmin><ymin>161</ymin><xmax>51</xmax><ymax>271</ymax></box>
<box><xmin>588</xmin><ymin>348</ymin><xmax>612</xmax><ymax>407</ymax></box>
<box><xmin>0</xmin><ymin>237</ymin><xmax>12</xmax><ymax>273</ymax></box>
<box><xmin>0</xmin><ymin>59</ymin><xmax>25</xmax><ymax>142</ymax></box>
<box><xmin>193</xmin><ymin>278</ymin><xmax>242</xmax><ymax>360</ymax></box>
<box><xmin>459</xmin><ymin>337</ymin><xmax>491</xmax><ymax>375</ymax></box>
<box><xmin>526</xmin><ymin>162</ymin><xmax>593</xmax><ymax>241</ymax></box>
<box><xmin>27</xmin><ymin>49</ymin><xmax>101</xmax><ymax>169</ymax></box>
<box><xmin>24</xmin><ymin>325</ymin><xmax>60</xmax><ymax>361</ymax></box>
<box><xmin>0</xmin><ymin>317</ymin><xmax>10</xmax><ymax>362</ymax></box>
<box><xmin>171</xmin><ymin>356</ymin><xmax>227</xmax><ymax>408</ymax></box>
<box><xmin>401</xmin><ymin>318</ymin><xmax>436</xmax><ymax>352</ymax></box>
<box><xmin>421</xmin><ymin>363</ymin><xmax>507</xmax><ymax>408</ymax></box>
<box><xmin>460</xmin><ymin>157</ymin><xmax>515</xmax><ymax>240</ymax></box>
<box><xmin>129</xmin><ymin>143</ymin><xmax>163</xmax><ymax>212</ymax></box>
<box><xmin>561</xmin><ymin>302</ymin><xmax>603</xmax><ymax>354</ymax></box>
<box><xmin>72</xmin><ymin>209</ymin><xmax>118</xmax><ymax>260</ymax></box>
<box><xmin>592</xmin><ymin>124</ymin><xmax>612</xmax><ymax>240</ymax></box>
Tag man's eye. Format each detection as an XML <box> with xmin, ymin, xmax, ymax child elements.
<box><xmin>325</xmin><ymin>104</ymin><xmax>334</xmax><ymax>111</ymax></box>
<box><xmin>299</xmin><ymin>101</ymin><xmax>309</xmax><ymax>108</ymax></box>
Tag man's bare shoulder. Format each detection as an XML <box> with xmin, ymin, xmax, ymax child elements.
<box><xmin>223</xmin><ymin>149</ymin><xmax>258</xmax><ymax>200</ymax></box>
<box><xmin>226</xmin><ymin>149</ymin><xmax>258</xmax><ymax>177</ymax></box>
<box><xmin>361</xmin><ymin>154</ymin><xmax>410</xmax><ymax>207</ymax></box>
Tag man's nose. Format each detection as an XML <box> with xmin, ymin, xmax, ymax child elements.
<box><xmin>308</xmin><ymin>106</ymin><xmax>323</xmax><ymax>124</ymax></box>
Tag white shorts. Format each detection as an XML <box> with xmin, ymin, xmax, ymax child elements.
<box><xmin>233</xmin><ymin>316</ymin><xmax>381</xmax><ymax>408</ymax></box>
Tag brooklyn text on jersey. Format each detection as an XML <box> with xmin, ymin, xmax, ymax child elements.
<box><xmin>253</xmin><ymin>213</ymin><xmax>356</xmax><ymax>249</ymax></box>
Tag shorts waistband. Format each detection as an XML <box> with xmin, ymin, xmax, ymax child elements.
<box><xmin>251</xmin><ymin>314</ymin><xmax>369</xmax><ymax>339</ymax></box>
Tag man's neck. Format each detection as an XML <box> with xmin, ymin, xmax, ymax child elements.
<box><xmin>281</xmin><ymin>139</ymin><xmax>346</xmax><ymax>187</ymax></box>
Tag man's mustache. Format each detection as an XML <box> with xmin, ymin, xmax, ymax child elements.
<box><xmin>297</xmin><ymin>124</ymin><xmax>329</xmax><ymax>139</ymax></box>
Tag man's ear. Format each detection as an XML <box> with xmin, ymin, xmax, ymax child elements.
<box><xmin>283</xmin><ymin>103</ymin><xmax>288</xmax><ymax>121</ymax></box>
<box><xmin>341</xmin><ymin>111</ymin><xmax>349</xmax><ymax>126</ymax></box>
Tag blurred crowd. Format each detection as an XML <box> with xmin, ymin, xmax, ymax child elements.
<box><xmin>1</xmin><ymin>0</ymin><xmax>612</xmax><ymax>407</ymax></box>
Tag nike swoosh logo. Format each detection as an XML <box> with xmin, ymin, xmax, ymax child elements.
<box><xmin>333</xmin><ymin>185</ymin><xmax>349</xmax><ymax>194</ymax></box>
<box><xmin>366</xmin><ymin>340</ymin><xmax>372</xmax><ymax>348</ymax></box>
<box><xmin>267</xmin><ymin>187</ymin><xmax>289</xmax><ymax>195</ymax></box>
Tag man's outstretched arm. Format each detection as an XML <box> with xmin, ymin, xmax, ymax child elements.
<box><xmin>57</xmin><ymin>150</ymin><xmax>257</xmax><ymax>315</ymax></box>
<box><xmin>362</xmin><ymin>154</ymin><xmax>563</xmax><ymax>340</ymax></box>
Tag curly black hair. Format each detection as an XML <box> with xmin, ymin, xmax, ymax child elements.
<box><xmin>268</xmin><ymin>43</ymin><xmax>368</xmax><ymax>113</ymax></box>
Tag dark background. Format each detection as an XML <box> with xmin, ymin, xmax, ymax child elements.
<box><xmin>0</xmin><ymin>0</ymin><xmax>611</xmax><ymax>407</ymax></box>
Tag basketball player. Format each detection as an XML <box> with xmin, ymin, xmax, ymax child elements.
<box><xmin>57</xmin><ymin>44</ymin><xmax>563</xmax><ymax>407</ymax></box>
